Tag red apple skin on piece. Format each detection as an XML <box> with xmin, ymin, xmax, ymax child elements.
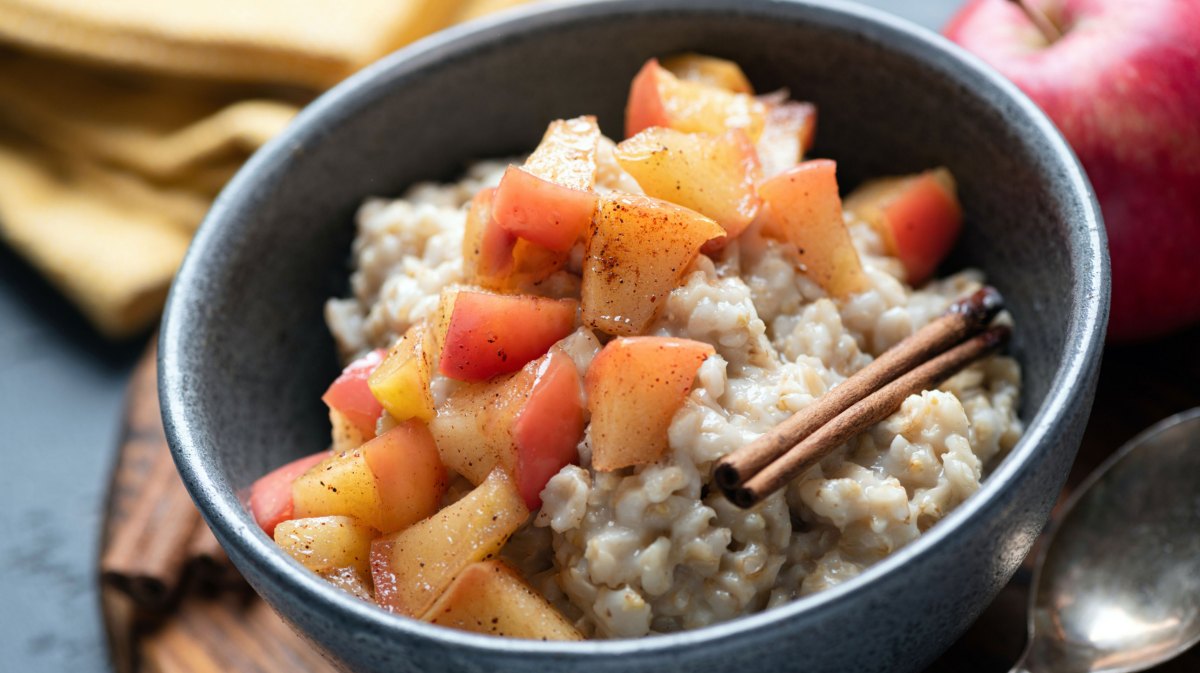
<box><xmin>431</xmin><ymin>349</ymin><xmax>584</xmax><ymax>510</ymax></box>
<box><xmin>586</xmin><ymin>337</ymin><xmax>715</xmax><ymax>471</ymax></box>
<box><xmin>944</xmin><ymin>0</ymin><xmax>1200</xmax><ymax>340</ymax></box>
<box><xmin>512</xmin><ymin>350</ymin><xmax>585</xmax><ymax>509</ymax></box>
<box><xmin>249</xmin><ymin>451</ymin><xmax>330</xmax><ymax>536</ymax></box>
<box><xmin>439</xmin><ymin>290</ymin><xmax>578</xmax><ymax>383</ymax></box>
<box><xmin>844</xmin><ymin>168</ymin><xmax>963</xmax><ymax>286</ymax></box>
<box><xmin>438</xmin><ymin>291</ymin><xmax>578</xmax><ymax>382</ymax></box>
<box><xmin>493</xmin><ymin>116</ymin><xmax>601</xmax><ymax>253</ymax></box>
<box><xmin>321</xmin><ymin>349</ymin><xmax>386</xmax><ymax>438</ymax></box>
<box><xmin>463</xmin><ymin>188</ymin><xmax>567</xmax><ymax>291</ymax></box>
<box><xmin>493</xmin><ymin>165</ymin><xmax>599</xmax><ymax>253</ymax></box>
<box><xmin>881</xmin><ymin>171</ymin><xmax>962</xmax><ymax>286</ymax></box>
<box><xmin>758</xmin><ymin>160</ymin><xmax>870</xmax><ymax>298</ymax></box>
<box><xmin>626</xmin><ymin>59</ymin><xmax>668</xmax><ymax>139</ymax></box>
<box><xmin>625</xmin><ymin>58</ymin><xmax>767</xmax><ymax>140</ymax></box>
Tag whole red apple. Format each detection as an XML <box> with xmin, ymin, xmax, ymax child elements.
<box><xmin>944</xmin><ymin>0</ymin><xmax>1200</xmax><ymax>341</ymax></box>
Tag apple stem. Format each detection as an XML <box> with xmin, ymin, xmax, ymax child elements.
<box><xmin>1006</xmin><ymin>0</ymin><xmax>1062</xmax><ymax>43</ymax></box>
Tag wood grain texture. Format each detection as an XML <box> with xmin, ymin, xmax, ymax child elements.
<box><xmin>102</xmin><ymin>324</ymin><xmax>1200</xmax><ymax>672</ymax></box>
<box><xmin>101</xmin><ymin>443</ymin><xmax>200</xmax><ymax>608</ymax></box>
<box><xmin>100</xmin><ymin>344</ymin><xmax>336</xmax><ymax>673</ymax></box>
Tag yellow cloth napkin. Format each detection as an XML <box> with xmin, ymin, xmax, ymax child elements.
<box><xmin>0</xmin><ymin>0</ymin><xmax>535</xmax><ymax>337</ymax></box>
<box><xmin>0</xmin><ymin>0</ymin><xmax>471</xmax><ymax>88</ymax></box>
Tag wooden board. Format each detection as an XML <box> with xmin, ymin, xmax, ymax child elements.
<box><xmin>101</xmin><ymin>325</ymin><xmax>1200</xmax><ymax>672</ymax></box>
<box><xmin>100</xmin><ymin>344</ymin><xmax>336</xmax><ymax>673</ymax></box>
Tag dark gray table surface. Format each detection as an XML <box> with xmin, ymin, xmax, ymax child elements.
<box><xmin>0</xmin><ymin>2</ymin><xmax>962</xmax><ymax>671</ymax></box>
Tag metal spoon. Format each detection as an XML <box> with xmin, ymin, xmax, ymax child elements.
<box><xmin>1012</xmin><ymin>408</ymin><xmax>1200</xmax><ymax>673</ymax></box>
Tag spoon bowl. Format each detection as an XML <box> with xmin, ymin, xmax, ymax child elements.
<box><xmin>1018</xmin><ymin>408</ymin><xmax>1200</xmax><ymax>673</ymax></box>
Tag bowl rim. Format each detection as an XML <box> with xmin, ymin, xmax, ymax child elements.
<box><xmin>160</xmin><ymin>0</ymin><xmax>1109</xmax><ymax>658</ymax></box>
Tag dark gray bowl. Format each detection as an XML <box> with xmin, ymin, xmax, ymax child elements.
<box><xmin>159</xmin><ymin>1</ymin><xmax>1109</xmax><ymax>671</ymax></box>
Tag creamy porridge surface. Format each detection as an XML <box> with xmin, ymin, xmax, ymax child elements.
<box><xmin>325</xmin><ymin>152</ymin><xmax>1022</xmax><ymax>638</ymax></box>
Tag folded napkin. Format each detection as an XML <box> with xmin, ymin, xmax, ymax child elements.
<box><xmin>0</xmin><ymin>0</ymin><xmax>535</xmax><ymax>337</ymax></box>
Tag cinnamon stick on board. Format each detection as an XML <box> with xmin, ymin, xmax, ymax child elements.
<box><xmin>100</xmin><ymin>341</ymin><xmax>203</xmax><ymax>611</ymax></box>
<box><xmin>101</xmin><ymin>342</ymin><xmax>169</xmax><ymax>673</ymax></box>
<box><xmin>101</xmin><ymin>442</ymin><xmax>202</xmax><ymax>610</ymax></box>
<box><xmin>187</xmin><ymin>520</ymin><xmax>244</xmax><ymax>593</ymax></box>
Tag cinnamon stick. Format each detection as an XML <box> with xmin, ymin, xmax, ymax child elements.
<box><xmin>101</xmin><ymin>440</ymin><xmax>202</xmax><ymax>610</ymax></box>
<box><xmin>724</xmin><ymin>325</ymin><xmax>1010</xmax><ymax>508</ymax></box>
<box><xmin>101</xmin><ymin>588</ymin><xmax>139</xmax><ymax>673</ymax></box>
<box><xmin>714</xmin><ymin>287</ymin><xmax>1004</xmax><ymax>492</ymax></box>
<box><xmin>187</xmin><ymin>521</ymin><xmax>245</xmax><ymax>593</ymax></box>
<box><xmin>100</xmin><ymin>343</ymin><xmax>176</xmax><ymax>670</ymax></box>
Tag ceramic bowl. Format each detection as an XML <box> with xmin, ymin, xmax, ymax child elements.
<box><xmin>160</xmin><ymin>1</ymin><xmax>1109</xmax><ymax>671</ymax></box>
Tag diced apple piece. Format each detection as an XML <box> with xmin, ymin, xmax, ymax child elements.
<box><xmin>493</xmin><ymin>167</ymin><xmax>598</xmax><ymax>254</ymax></box>
<box><xmin>330</xmin><ymin>408</ymin><xmax>368</xmax><ymax>453</ymax></box>
<box><xmin>274</xmin><ymin>515</ymin><xmax>379</xmax><ymax>577</ymax></box>
<box><xmin>321</xmin><ymin>566</ymin><xmax>374</xmax><ymax>601</ymax></box>
<box><xmin>463</xmin><ymin>187</ymin><xmax>516</xmax><ymax>282</ymax></box>
<box><xmin>661</xmin><ymin>53</ymin><xmax>754</xmax><ymax>94</ymax></box>
<box><xmin>512</xmin><ymin>351</ymin><xmax>585</xmax><ymax>508</ymax></box>
<box><xmin>439</xmin><ymin>290</ymin><xmax>578</xmax><ymax>382</ymax></box>
<box><xmin>463</xmin><ymin>188</ymin><xmax>567</xmax><ymax>291</ymax></box>
<box><xmin>421</xmin><ymin>560</ymin><xmax>582</xmax><ymax>640</ymax></box>
<box><xmin>249</xmin><ymin>451</ymin><xmax>330</xmax><ymax>536</ymax></box>
<box><xmin>582</xmin><ymin>193</ymin><xmax>724</xmax><ymax>336</ymax></box>
<box><xmin>428</xmin><ymin>288</ymin><xmax>458</xmax><ymax>361</ymax></box>
<box><xmin>506</xmin><ymin>239</ymin><xmax>570</xmax><ymax>291</ymax></box>
<box><xmin>292</xmin><ymin>421</ymin><xmax>447</xmax><ymax>533</ymax></box>
<box><xmin>586</xmin><ymin>337</ymin><xmax>714</xmax><ymax>471</ymax></box>
<box><xmin>370</xmin><ymin>468</ymin><xmax>529</xmax><ymax>617</ymax></box>
<box><xmin>431</xmin><ymin>349</ymin><xmax>583</xmax><ymax>509</ymax></box>
<box><xmin>523</xmin><ymin>116</ymin><xmax>601</xmax><ymax>192</ymax></box>
<box><xmin>364</xmin><ymin>420</ymin><xmax>448</xmax><ymax>530</ymax></box>
<box><xmin>493</xmin><ymin>116</ymin><xmax>601</xmax><ymax>253</ymax></box>
<box><xmin>626</xmin><ymin>60</ymin><xmax>666</xmax><ymax>138</ymax></box>
<box><xmin>625</xmin><ymin>58</ymin><xmax>767</xmax><ymax>140</ymax></box>
<box><xmin>614</xmin><ymin>127</ymin><xmax>761</xmax><ymax>244</ymax></box>
<box><xmin>293</xmin><ymin>448</ymin><xmax>383</xmax><ymax>530</ymax></box>
<box><xmin>430</xmin><ymin>373</ymin><xmax>521</xmax><ymax>487</ymax></box>
<box><xmin>757</xmin><ymin>101</ymin><xmax>817</xmax><ymax>179</ymax></box>
<box><xmin>758</xmin><ymin>159</ymin><xmax>870</xmax><ymax>298</ymax></box>
<box><xmin>368</xmin><ymin>324</ymin><xmax>435</xmax><ymax>422</ymax></box>
<box><xmin>843</xmin><ymin>168</ymin><xmax>963</xmax><ymax>286</ymax></box>
<box><xmin>321</xmin><ymin>349</ymin><xmax>386</xmax><ymax>438</ymax></box>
